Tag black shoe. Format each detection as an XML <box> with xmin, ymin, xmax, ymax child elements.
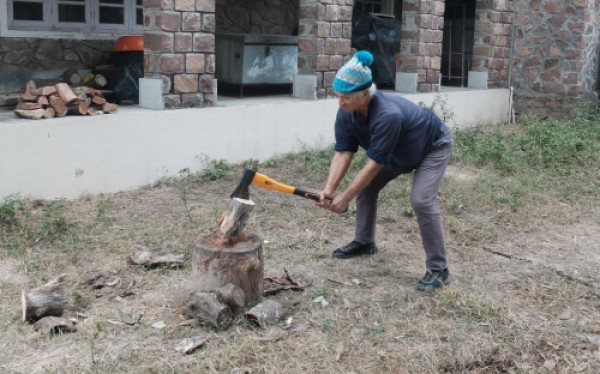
<box><xmin>331</xmin><ymin>240</ymin><xmax>378</xmax><ymax>259</ymax></box>
<box><xmin>416</xmin><ymin>269</ymin><xmax>451</xmax><ymax>291</ymax></box>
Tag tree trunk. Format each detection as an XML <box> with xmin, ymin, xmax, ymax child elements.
<box><xmin>215</xmin><ymin>283</ymin><xmax>246</xmax><ymax>310</ymax></box>
<box><xmin>22</xmin><ymin>274</ymin><xmax>67</xmax><ymax>322</ymax></box>
<box><xmin>192</xmin><ymin>233</ymin><xmax>264</xmax><ymax>304</ymax></box>
<box><xmin>185</xmin><ymin>291</ymin><xmax>232</xmax><ymax>328</ymax></box>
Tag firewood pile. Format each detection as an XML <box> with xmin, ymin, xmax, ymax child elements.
<box><xmin>13</xmin><ymin>69</ymin><xmax>117</xmax><ymax>120</ymax></box>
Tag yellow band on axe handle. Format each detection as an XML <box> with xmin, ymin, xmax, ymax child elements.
<box><xmin>251</xmin><ymin>172</ymin><xmax>295</xmax><ymax>194</ymax></box>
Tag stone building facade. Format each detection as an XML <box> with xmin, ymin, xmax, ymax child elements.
<box><xmin>1</xmin><ymin>0</ymin><xmax>599</xmax><ymax>119</ymax></box>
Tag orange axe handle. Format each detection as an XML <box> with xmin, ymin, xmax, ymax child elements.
<box><xmin>251</xmin><ymin>172</ymin><xmax>320</xmax><ymax>201</ymax></box>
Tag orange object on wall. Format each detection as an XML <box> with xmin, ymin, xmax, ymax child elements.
<box><xmin>113</xmin><ymin>36</ymin><xmax>144</xmax><ymax>52</ymax></box>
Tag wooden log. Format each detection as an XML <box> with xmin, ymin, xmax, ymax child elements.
<box><xmin>18</xmin><ymin>91</ymin><xmax>37</xmax><ymax>102</ymax></box>
<box><xmin>36</xmin><ymin>95</ymin><xmax>49</xmax><ymax>106</ymax></box>
<box><xmin>67</xmin><ymin>102</ymin><xmax>89</xmax><ymax>115</ymax></box>
<box><xmin>30</xmin><ymin>86</ymin><xmax>57</xmax><ymax>97</ymax></box>
<box><xmin>185</xmin><ymin>291</ymin><xmax>232</xmax><ymax>328</ymax></box>
<box><xmin>25</xmin><ymin>79</ymin><xmax>37</xmax><ymax>93</ymax></box>
<box><xmin>43</xmin><ymin>107</ymin><xmax>56</xmax><ymax>119</ymax></box>
<box><xmin>244</xmin><ymin>299</ymin><xmax>288</xmax><ymax>328</ymax></box>
<box><xmin>22</xmin><ymin>274</ymin><xmax>67</xmax><ymax>322</ymax></box>
<box><xmin>49</xmin><ymin>95</ymin><xmax>68</xmax><ymax>117</ymax></box>
<box><xmin>61</xmin><ymin>68</ymin><xmax>81</xmax><ymax>86</ymax></box>
<box><xmin>192</xmin><ymin>233</ymin><xmax>264</xmax><ymax>304</ymax></box>
<box><xmin>92</xmin><ymin>95</ymin><xmax>107</xmax><ymax>105</ymax></box>
<box><xmin>94</xmin><ymin>73</ymin><xmax>107</xmax><ymax>88</ymax></box>
<box><xmin>54</xmin><ymin>83</ymin><xmax>78</xmax><ymax>105</ymax></box>
<box><xmin>214</xmin><ymin>283</ymin><xmax>246</xmax><ymax>310</ymax></box>
<box><xmin>16</xmin><ymin>102</ymin><xmax>42</xmax><ymax>110</ymax></box>
<box><xmin>101</xmin><ymin>102</ymin><xmax>118</xmax><ymax>114</ymax></box>
<box><xmin>33</xmin><ymin>316</ymin><xmax>77</xmax><ymax>333</ymax></box>
<box><xmin>219</xmin><ymin>198</ymin><xmax>255</xmax><ymax>237</ymax></box>
<box><xmin>14</xmin><ymin>108</ymin><xmax>46</xmax><ymax>120</ymax></box>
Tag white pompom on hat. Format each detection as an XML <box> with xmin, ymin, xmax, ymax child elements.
<box><xmin>332</xmin><ymin>51</ymin><xmax>374</xmax><ymax>94</ymax></box>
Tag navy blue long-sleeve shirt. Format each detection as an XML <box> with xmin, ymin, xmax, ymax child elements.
<box><xmin>334</xmin><ymin>91</ymin><xmax>447</xmax><ymax>173</ymax></box>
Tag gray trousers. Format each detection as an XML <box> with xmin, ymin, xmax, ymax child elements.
<box><xmin>354</xmin><ymin>140</ymin><xmax>453</xmax><ymax>271</ymax></box>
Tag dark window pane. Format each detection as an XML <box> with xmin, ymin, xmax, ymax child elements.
<box><xmin>59</xmin><ymin>4</ymin><xmax>85</xmax><ymax>23</ymax></box>
<box><xmin>99</xmin><ymin>7</ymin><xmax>124</xmax><ymax>24</ymax></box>
<box><xmin>13</xmin><ymin>2</ymin><xmax>44</xmax><ymax>21</ymax></box>
<box><xmin>99</xmin><ymin>0</ymin><xmax>124</xmax><ymax>4</ymax></box>
<box><xmin>136</xmin><ymin>0</ymin><xmax>142</xmax><ymax>5</ymax></box>
<box><xmin>136</xmin><ymin>8</ymin><xmax>143</xmax><ymax>25</ymax></box>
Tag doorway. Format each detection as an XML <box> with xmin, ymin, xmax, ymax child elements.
<box><xmin>441</xmin><ymin>0</ymin><xmax>476</xmax><ymax>87</ymax></box>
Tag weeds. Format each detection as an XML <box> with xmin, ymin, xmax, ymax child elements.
<box><xmin>0</xmin><ymin>194</ymin><xmax>24</xmax><ymax>227</ymax></box>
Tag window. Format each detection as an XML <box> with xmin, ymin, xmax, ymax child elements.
<box><xmin>7</xmin><ymin>0</ymin><xmax>142</xmax><ymax>33</ymax></box>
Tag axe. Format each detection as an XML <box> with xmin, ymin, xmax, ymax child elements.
<box><xmin>230</xmin><ymin>168</ymin><xmax>320</xmax><ymax>201</ymax></box>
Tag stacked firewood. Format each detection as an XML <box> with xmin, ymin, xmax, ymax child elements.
<box><xmin>14</xmin><ymin>80</ymin><xmax>117</xmax><ymax>120</ymax></box>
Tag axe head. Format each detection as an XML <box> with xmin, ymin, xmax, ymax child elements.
<box><xmin>230</xmin><ymin>168</ymin><xmax>257</xmax><ymax>200</ymax></box>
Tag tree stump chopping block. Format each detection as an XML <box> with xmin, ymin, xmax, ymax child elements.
<box><xmin>192</xmin><ymin>233</ymin><xmax>264</xmax><ymax>304</ymax></box>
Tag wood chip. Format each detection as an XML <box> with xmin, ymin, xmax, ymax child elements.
<box><xmin>175</xmin><ymin>336</ymin><xmax>208</xmax><ymax>354</ymax></box>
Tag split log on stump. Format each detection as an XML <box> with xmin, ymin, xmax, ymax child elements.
<box><xmin>22</xmin><ymin>274</ymin><xmax>67</xmax><ymax>322</ymax></box>
<box><xmin>192</xmin><ymin>233</ymin><xmax>264</xmax><ymax>304</ymax></box>
<box><xmin>185</xmin><ymin>291</ymin><xmax>232</xmax><ymax>328</ymax></box>
<box><xmin>219</xmin><ymin>197</ymin><xmax>255</xmax><ymax>237</ymax></box>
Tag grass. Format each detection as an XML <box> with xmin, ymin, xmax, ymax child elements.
<box><xmin>1</xmin><ymin>112</ymin><xmax>600</xmax><ymax>373</ymax></box>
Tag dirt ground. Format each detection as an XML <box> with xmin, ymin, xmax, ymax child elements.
<box><xmin>1</xmin><ymin>147</ymin><xmax>599</xmax><ymax>373</ymax></box>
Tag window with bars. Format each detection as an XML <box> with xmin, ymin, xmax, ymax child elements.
<box><xmin>7</xmin><ymin>0</ymin><xmax>143</xmax><ymax>33</ymax></box>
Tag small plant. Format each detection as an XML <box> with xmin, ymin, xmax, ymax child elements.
<box><xmin>34</xmin><ymin>199</ymin><xmax>71</xmax><ymax>242</ymax></box>
<box><xmin>197</xmin><ymin>155</ymin><xmax>231</xmax><ymax>181</ymax></box>
<box><xmin>419</xmin><ymin>93</ymin><xmax>455</xmax><ymax>123</ymax></box>
<box><xmin>0</xmin><ymin>194</ymin><xmax>24</xmax><ymax>227</ymax></box>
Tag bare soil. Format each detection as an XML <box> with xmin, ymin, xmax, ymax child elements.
<box><xmin>1</xmin><ymin>147</ymin><xmax>599</xmax><ymax>373</ymax></box>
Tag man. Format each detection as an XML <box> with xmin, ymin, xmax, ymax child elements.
<box><xmin>317</xmin><ymin>51</ymin><xmax>453</xmax><ymax>291</ymax></box>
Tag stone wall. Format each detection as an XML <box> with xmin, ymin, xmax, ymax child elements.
<box><xmin>511</xmin><ymin>0</ymin><xmax>600</xmax><ymax>119</ymax></box>
<box><xmin>143</xmin><ymin>0</ymin><xmax>216</xmax><ymax>109</ymax></box>
<box><xmin>216</xmin><ymin>0</ymin><xmax>300</xmax><ymax>35</ymax></box>
<box><xmin>0</xmin><ymin>38</ymin><xmax>112</xmax><ymax>73</ymax></box>
<box><xmin>471</xmin><ymin>0</ymin><xmax>512</xmax><ymax>88</ymax></box>
<box><xmin>399</xmin><ymin>0</ymin><xmax>445</xmax><ymax>92</ymax></box>
<box><xmin>298</xmin><ymin>0</ymin><xmax>353</xmax><ymax>98</ymax></box>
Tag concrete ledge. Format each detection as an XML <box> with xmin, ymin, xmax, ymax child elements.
<box><xmin>395</xmin><ymin>72</ymin><xmax>418</xmax><ymax>93</ymax></box>
<box><xmin>0</xmin><ymin>88</ymin><xmax>510</xmax><ymax>200</ymax></box>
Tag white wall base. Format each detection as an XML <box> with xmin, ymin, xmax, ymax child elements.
<box><xmin>0</xmin><ymin>88</ymin><xmax>510</xmax><ymax>200</ymax></box>
<box><xmin>294</xmin><ymin>75</ymin><xmax>317</xmax><ymax>100</ymax></box>
<box><xmin>138</xmin><ymin>78</ymin><xmax>163</xmax><ymax>110</ymax></box>
<box><xmin>468</xmin><ymin>71</ymin><xmax>489</xmax><ymax>89</ymax></box>
<box><xmin>395</xmin><ymin>72</ymin><xmax>418</xmax><ymax>93</ymax></box>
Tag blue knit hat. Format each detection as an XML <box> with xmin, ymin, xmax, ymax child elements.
<box><xmin>332</xmin><ymin>51</ymin><xmax>374</xmax><ymax>93</ymax></box>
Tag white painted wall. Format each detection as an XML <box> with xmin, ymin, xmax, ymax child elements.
<box><xmin>0</xmin><ymin>89</ymin><xmax>510</xmax><ymax>200</ymax></box>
